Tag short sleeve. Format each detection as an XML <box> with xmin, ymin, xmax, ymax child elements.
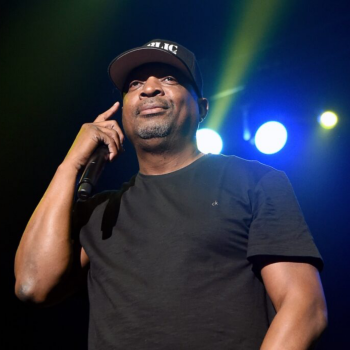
<box><xmin>247</xmin><ymin>169</ymin><xmax>323</xmax><ymax>270</ymax></box>
<box><xmin>70</xmin><ymin>191</ymin><xmax>115</xmax><ymax>241</ymax></box>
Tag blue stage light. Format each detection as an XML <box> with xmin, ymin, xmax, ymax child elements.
<box><xmin>255</xmin><ymin>121</ymin><xmax>288</xmax><ymax>154</ymax></box>
<box><xmin>196</xmin><ymin>128</ymin><xmax>223</xmax><ymax>154</ymax></box>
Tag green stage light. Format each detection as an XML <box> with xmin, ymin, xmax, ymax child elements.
<box><xmin>207</xmin><ymin>0</ymin><xmax>288</xmax><ymax>132</ymax></box>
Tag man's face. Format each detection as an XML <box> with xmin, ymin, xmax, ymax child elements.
<box><xmin>122</xmin><ymin>63</ymin><xmax>202</xmax><ymax>151</ymax></box>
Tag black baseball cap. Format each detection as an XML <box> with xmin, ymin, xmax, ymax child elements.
<box><xmin>108</xmin><ymin>39</ymin><xmax>203</xmax><ymax>97</ymax></box>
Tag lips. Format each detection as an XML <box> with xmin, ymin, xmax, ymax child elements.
<box><xmin>136</xmin><ymin>100</ymin><xmax>169</xmax><ymax>116</ymax></box>
<box><xmin>139</xmin><ymin>106</ymin><xmax>168</xmax><ymax>116</ymax></box>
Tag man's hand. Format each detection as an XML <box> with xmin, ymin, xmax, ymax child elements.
<box><xmin>64</xmin><ymin>102</ymin><xmax>124</xmax><ymax>171</ymax></box>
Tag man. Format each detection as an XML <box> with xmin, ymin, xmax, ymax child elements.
<box><xmin>15</xmin><ymin>39</ymin><xmax>327</xmax><ymax>349</ymax></box>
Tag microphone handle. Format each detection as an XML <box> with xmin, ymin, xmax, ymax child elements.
<box><xmin>77</xmin><ymin>145</ymin><xmax>109</xmax><ymax>200</ymax></box>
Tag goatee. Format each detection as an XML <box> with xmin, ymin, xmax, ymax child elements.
<box><xmin>136</xmin><ymin>120</ymin><xmax>172</xmax><ymax>139</ymax></box>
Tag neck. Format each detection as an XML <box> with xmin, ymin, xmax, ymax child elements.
<box><xmin>136</xmin><ymin>142</ymin><xmax>203</xmax><ymax>175</ymax></box>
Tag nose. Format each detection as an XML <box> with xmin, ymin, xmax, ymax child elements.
<box><xmin>140</xmin><ymin>77</ymin><xmax>164</xmax><ymax>98</ymax></box>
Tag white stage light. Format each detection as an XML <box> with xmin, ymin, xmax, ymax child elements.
<box><xmin>196</xmin><ymin>128</ymin><xmax>223</xmax><ymax>154</ymax></box>
<box><xmin>255</xmin><ymin>121</ymin><xmax>288</xmax><ymax>154</ymax></box>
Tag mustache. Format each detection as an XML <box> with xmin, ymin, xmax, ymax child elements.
<box><xmin>135</xmin><ymin>98</ymin><xmax>171</xmax><ymax>115</ymax></box>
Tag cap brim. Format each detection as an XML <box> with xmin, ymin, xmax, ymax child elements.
<box><xmin>108</xmin><ymin>47</ymin><xmax>194</xmax><ymax>92</ymax></box>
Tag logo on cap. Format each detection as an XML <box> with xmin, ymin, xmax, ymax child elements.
<box><xmin>147</xmin><ymin>41</ymin><xmax>178</xmax><ymax>55</ymax></box>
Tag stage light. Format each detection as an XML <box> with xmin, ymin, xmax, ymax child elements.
<box><xmin>254</xmin><ymin>121</ymin><xmax>287</xmax><ymax>154</ymax></box>
<box><xmin>318</xmin><ymin>111</ymin><xmax>338</xmax><ymax>129</ymax></box>
<box><xmin>207</xmin><ymin>0</ymin><xmax>287</xmax><ymax>132</ymax></box>
<box><xmin>196</xmin><ymin>128</ymin><xmax>223</xmax><ymax>154</ymax></box>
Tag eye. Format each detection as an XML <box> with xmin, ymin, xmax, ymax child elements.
<box><xmin>128</xmin><ymin>80</ymin><xmax>142</xmax><ymax>90</ymax></box>
<box><xmin>163</xmin><ymin>76</ymin><xmax>177</xmax><ymax>83</ymax></box>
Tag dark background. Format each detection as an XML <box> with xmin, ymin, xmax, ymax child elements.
<box><xmin>1</xmin><ymin>0</ymin><xmax>349</xmax><ymax>348</ymax></box>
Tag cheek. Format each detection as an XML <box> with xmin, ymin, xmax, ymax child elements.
<box><xmin>121</xmin><ymin>97</ymin><xmax>135</xmax><ymax>129</ymax></box>
<box><xmin>172</xmin><ymin>89</ymin><xmax>197</xmax><ymax>113</ymax></box>
<box><xmin>181</xmin><ymin>94</ymin><xmax>199</xmax><ymax>120</ymax></box>
<box><xmin>122</xmin><ymin>93</ymin><xmax>138</xmax><ymax>114</ymax></box>
<box><xmin>121</xmin><ymin>113</ymin><xmax>130</xmax><ymax>132</ymax></box>
<box><xmin>121</xmin><ymin>110</ymin><xmax>133</xmax><ymax>139</ymax></box>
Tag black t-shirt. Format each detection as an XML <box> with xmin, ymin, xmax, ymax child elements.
<box><xmin>73</xmin><ymin>154</ymin><xmax>322</xmax><ymax>350</ymax></box>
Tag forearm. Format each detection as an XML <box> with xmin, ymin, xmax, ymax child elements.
<box><xmin>15</xmin><ymin>162</ymin><xmax>79</xmax><ymax>303</ymax></box>
<box><xmin>260</xmin><ymin>296</ymin><xmax>327</xmax><ymax>350</ymax></box>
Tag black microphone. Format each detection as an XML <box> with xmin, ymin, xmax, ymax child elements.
<box><xmin>77</xmin><ymin>145</ymin><xmax>110</xmax><ymax>200</ymax></box>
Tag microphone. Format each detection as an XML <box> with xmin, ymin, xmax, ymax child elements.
<box><xmin>77</xmin><ymin>145</ymin><xmax>110</xmax><ymax>200</ymax></box>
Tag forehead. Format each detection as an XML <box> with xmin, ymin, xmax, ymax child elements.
<box><xmin>123</xmin><ymin>63</ymin><xmax>192</xmax><ymax>90</ymax></box>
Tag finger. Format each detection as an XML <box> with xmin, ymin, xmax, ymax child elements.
<box><xmin>98</xmin><ymin>126</ymin><xmax>122</xmax><ymax>150</ymax></box>
<box><xmin>97</xmin><ymin>126</ymin><xmax>124</xmax><ymax>160</ymax></box>
<box><xmin>94</xmin><ymin>132</ymin><xmax>119</xmax><ymax>161</ymax></box>
<box><xmin>94</xmin><ymin>119</ymin><xmax>125</xmax><ymax>145</ymax></box>
<box><xmin>94</xmin><ymin>102</ymin><xmax>120</xmax><ymax>123</ymax></box>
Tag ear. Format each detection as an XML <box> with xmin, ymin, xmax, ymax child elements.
<box><xmin>198</xmin><ymin>98</ymin><xmax>209</xmax><ymax>123</ymax></box>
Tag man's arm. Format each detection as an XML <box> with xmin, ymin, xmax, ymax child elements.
<box><xmin>14</xmin><ymin>102</ymin><xmax>123</xmax><ymax>305</ymax></box>
<box><xmin>260</xmin><ymin>261</ymin><xmax>327</xmax><ymax>350</ymax></box>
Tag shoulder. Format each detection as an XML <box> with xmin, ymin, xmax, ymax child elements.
<box><xmin>202</xmin><ymin>153</ymin><xmax>284</xmax><ymax>186</ymax></box>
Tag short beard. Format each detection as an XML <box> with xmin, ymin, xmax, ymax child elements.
<box><xmin>136</xmin><ymin>117</ymin><xmax>172</xmax><ymax>139</ymax></box>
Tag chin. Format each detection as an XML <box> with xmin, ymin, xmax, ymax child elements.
<box><xmin>136</xmin><ymin>124</ymin><xmax>172</xmax><ymax>140</ymax></box>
